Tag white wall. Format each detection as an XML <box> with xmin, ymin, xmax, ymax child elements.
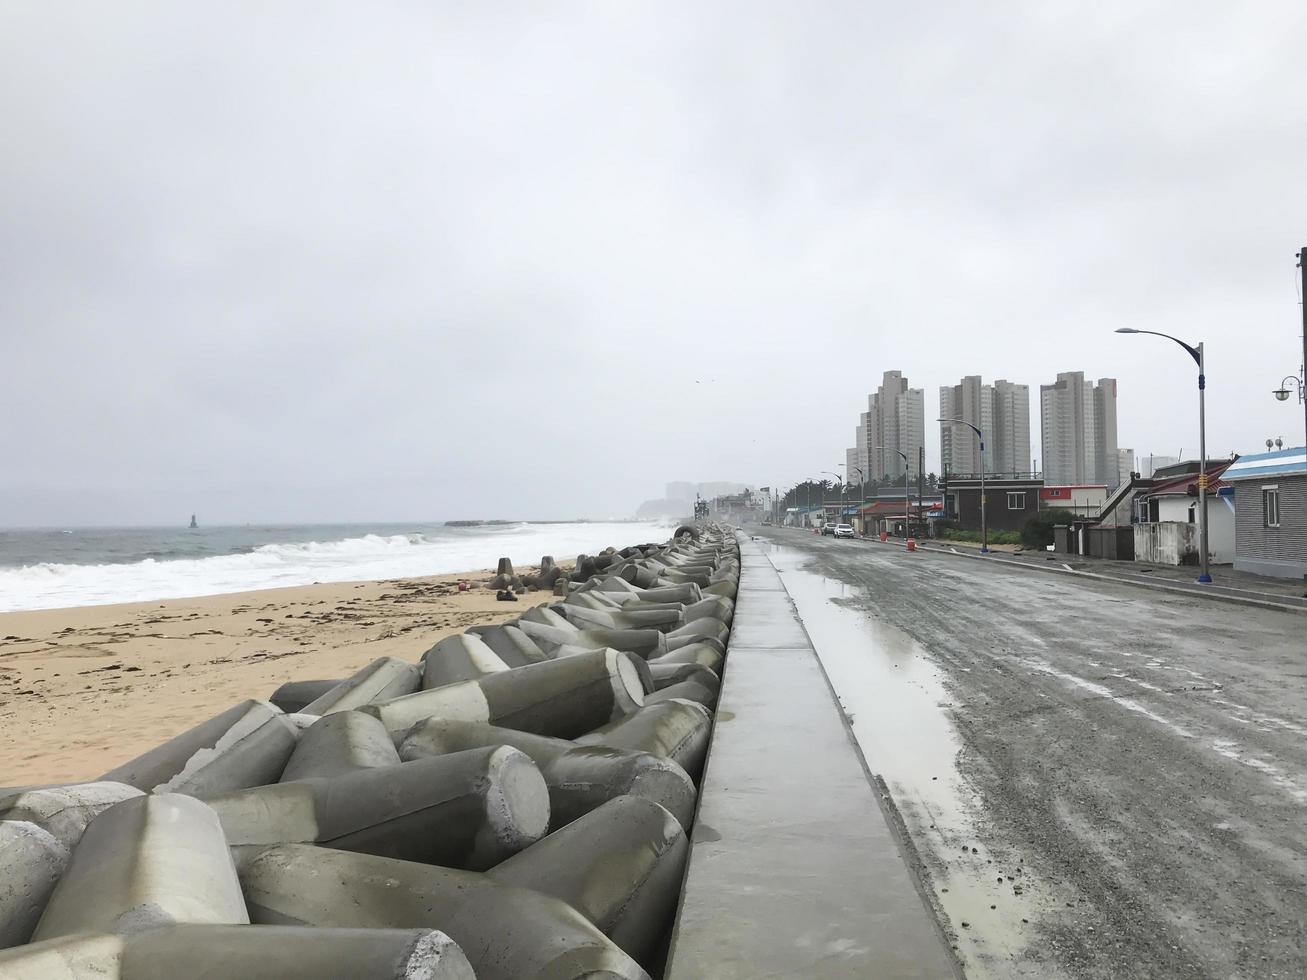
<box><xmin>1141</xmin><ymin>496</ymin><xmax>1235</xmax><ymax>564</ymax></box>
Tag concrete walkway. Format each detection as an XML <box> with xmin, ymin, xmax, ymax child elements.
<box><xmin>665</xmin><ymin>534</ymin><xmax>958</xmax><ymax>979</ymax></box>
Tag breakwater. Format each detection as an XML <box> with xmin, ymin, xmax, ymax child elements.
<box><xmin>0</xmin><ymin>524</ymin><xmax>737</xmax><ymax>978</ymax></box>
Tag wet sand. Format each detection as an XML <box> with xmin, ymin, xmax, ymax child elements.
<box><xmin>0</xmin><ymin>567</ymin><xmax>561</xmax><ymax>787</ymax></box>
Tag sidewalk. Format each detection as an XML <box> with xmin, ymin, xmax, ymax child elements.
<box><xmin>773</xmin><ymin>527</ymin><xmax>1307</xmax><ymax>612</ymax></box>
<box><xmin>916</xmin><ymin>536</ymin><xmax>1307</xmax><ymax>611</ymax></box>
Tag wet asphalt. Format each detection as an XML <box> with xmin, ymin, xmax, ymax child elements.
<box><xmin>753</xmin><ymin>527</ymin><xmax>1307</xmax><ymax>980</ymax></box>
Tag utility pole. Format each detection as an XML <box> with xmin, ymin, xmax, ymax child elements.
<box><xmin>917</xmin><ymin>445</ymin><xmax>925</xmax><ymax>531</ymax></box>
<box><xmin>1300</xmin><ymin>247</ymin><xmax>1307</xmax><ymax>451</ymax></box>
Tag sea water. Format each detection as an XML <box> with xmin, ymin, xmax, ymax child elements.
<box><xmin>0</xmin><ymin>520</ymin><xmax>674</xmax><ymax>612</ymax></box>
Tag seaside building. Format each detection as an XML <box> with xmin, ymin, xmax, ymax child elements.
<box><xmin>938</xmin><ymin>376</ymin><xmax>1030</xmax><ymax>476</ymax></box>
<box><xmin>846</xmin><ymin>371</ymin><xmax>925</xmax><ymax>483</ymax></box>
<box><xmin>1040</xmin><ymin>372</ymin><xmax>1120</xmax><ymax>486</ymax></box>
<box><xmin>1139</xmin><ymin>454</ymin><xmax>1180</xmax><ymax>479</ymax></box>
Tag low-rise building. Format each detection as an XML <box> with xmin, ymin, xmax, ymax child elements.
<box><xmin>1039</xmin><ymin>484</ymin><xmax>1108</xmax><ymax>517</ymax></box>
<box><xmin>941</xmin><ymin>473</ymin><xmax>1042</xmax><ymax>532</ymax></box>
<box><xmin>1131</xmin><ymin>461</ymin><xmax>1235</xmax><ymax>566</ymax></box>
<box><xmin>1224</xmin><ymin>446</ymin><xmax>1307</xmax><ymax>579</ymax></box>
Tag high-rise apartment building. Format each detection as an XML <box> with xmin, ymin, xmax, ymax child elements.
<box><xmin>938</xmin><ymin>376</ymin><xmax>1031</xmax><ymax>476</ymax></box>
<box><xmin>1040</xmin><ymin>372</ymin><xmax>1120</xmax><ymax>486</ymax></box>
<box><xmin>845</xmin><ymin>371</ymin><xmax>925</xmax><ymax>483</ymax></box>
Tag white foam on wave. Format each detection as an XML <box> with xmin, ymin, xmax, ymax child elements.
<box><xmin>0</xmin><ymin>520</ymin><xmax>677</xmax><ymax>612</ymax></box>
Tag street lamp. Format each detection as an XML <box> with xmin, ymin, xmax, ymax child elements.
<box><xmin>821</xmin><ymin>471</ymin><xmax>845</xmax><ymax>526</ymax></box>
<box><xmin>1272</xmin><ymin>374</ymin><xmax>1305</xmax><ymax>452</ymax></box>
<box><xmin>1274</xmin><ymin>247</ymin><xmax>1307</xmax><ymax>454</ymax></box>
<box><xmin>843</xmin><ymin>464</ymin><xmax>866</xmax><ymax>532</ymax></box>
<box><xmin>1116</xmin><ymin>327</ymin><xmax>1212</xmax><ymax>583</ymax></box>
<box><xmin>938</xmin><ymin>418</ymin><xmax>988</xmax><ymax>554</ymax></box>
<box><xmin>874</xmin><ymin>447</ymin><xmax>911</xmax><ymax>547</ymax></box>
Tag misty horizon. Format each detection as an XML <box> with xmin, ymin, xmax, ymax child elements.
<box><xmin>4</xmin><ymin>4</ymin><xmax>1306</xmax><ymax>527</ymax></box>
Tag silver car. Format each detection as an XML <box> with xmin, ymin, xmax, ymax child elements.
<box><xmin>833</xmin><ymin>523</ymin><xmax>856</xmax><ymax>538</ymax></box>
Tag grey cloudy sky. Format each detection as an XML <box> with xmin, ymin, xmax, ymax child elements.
<box><xmin>3</xmin><ymin>2</ymin><xmax>1306</xmax><ymax>525</ymax></box>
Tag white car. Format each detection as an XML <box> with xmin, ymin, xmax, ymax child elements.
<box><xmin>833</xmin><ymin>523</ymin><xmax>856</xmax><ymax>538</ymax></box>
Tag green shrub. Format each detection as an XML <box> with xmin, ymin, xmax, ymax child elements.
<box><xmin>1021</xmin><ymin>508</ymin><xmax>1079</xmax><ymax>549</ymax></box>
<box><xmin>938</xmin><ymin>527</ymin><xmax>1021</xmax><ymax>545</ymax></box>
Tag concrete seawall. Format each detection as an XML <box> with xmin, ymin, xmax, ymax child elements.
<box><xmin>665</xmin><ymin>532</ymin><xmax>958</xmax><ymax>978</ymax></box>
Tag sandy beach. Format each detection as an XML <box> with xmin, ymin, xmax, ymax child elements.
<box><xmin>0</xmin><ymin>567</ymin><xmax>561</xmax><ymax>787</ymax></box>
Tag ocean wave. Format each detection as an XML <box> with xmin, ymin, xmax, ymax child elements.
<box><xmin>0</xmin><ymin>521</ymin><xmax>674</xmax><ymax>613</ymax></box>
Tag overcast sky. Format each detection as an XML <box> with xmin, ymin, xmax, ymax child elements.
<box><xmin>3</xmin><ymin>2</ymin><xmax>1306</xmax><ymax>525</ymax></box>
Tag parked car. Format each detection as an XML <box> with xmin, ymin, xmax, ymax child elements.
<box><xmin>821</xmin><ymin>523</ymin><xmax>837</xmax><ymax>535</ymax></box>
<box><xmin>833</xmin><ymin>523</ymin><xmax>856</xmax><ymax>538</ymax></box>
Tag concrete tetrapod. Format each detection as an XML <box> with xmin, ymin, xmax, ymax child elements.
<box><xmin>361</xmin><ymin>647</ymin><xmax>646</xmax><ymax>739</ymax></box>
<box><xmin>466</xmin><ymin>623</ymin><xmax>550</xmax><ymax>667</ymax></box>
<box><xmin>702</xmin><ymin>578</ymin><xmax>738</xmax><ymax>600</ymax></box>
<box><xmin>125</xmin><ymin>924</ymin><xmax>474</xmax><ymax>980</ymax></box>
<box><xmin>651</xmin><ymin>642</ymin><xmax>725</xmax><ymax>673</ymax></box>
<box><xmin>300</xmin><ymin>656</ymin><xmax>421</xmax><ymax>715</ymax></box>
<box><xmin>268</xmin><ymin>678</ymin><xmax>342</xmax><ymax>714</ymax></box>
<box><xmin>0</xmin><ymin>926</ymin><xmax>475</xmax><ymax>980</ymax></box>
<box><xmin>0</xmin><ymin>781</ymin><xmax>143</xmax><ymax>851</ymax></box>
<box><xmin>99</xmin><ymin>700</ymin><xmax>299</xmax><ymax>796</ymax></box>
<box><xmin>238</xmin><ymin>844</ymin><xmax>650</xmax><ymax>980</ymax></box>
<box><xmin>665</xmin><ymin>617</ymin><xmax>730</xmax><ymax>649</ymax></box>
<box><xmin>596</xmin><ymin>579</ymin><xmax>703</xmax><ymax>606</ymax></box>
<box><xmin>0</xmin><ymin>932</ymin><xmax>123</xmax><ymax>978</ymax></box>
<box><xmin>487</xmin><ymin>557</ymin><xmax>518</xmax><ymax>590</ymax></box>
<box><xmin>516</xmin><ymin>619</ymin><xmax>667</xmax><ymax>659</ymax></box>
<box><xmin>33</xmin><ymin>793</ymin><xmax>248</xmax><ymax>940</ymax></box>
<box><xmin>535</xmin><ymin>555</ymin><xmax>562</xmax><ymax>588</ymax></box>
<box><xmin>647</xmin><ymin>661</ymin><xmax>720</xmax><ymax>695</ymax></box>
<box><xmin>277</xmin><ymin>710</ymin><xmax>401</xmax><ymax>782</ymax></box>
<box><xmin>398</xmin><ymin>718</ymin><xmax>696</xmax><ymax>830</ymax></box>
<box><xmin>558</xmin><ymin>603</ymin><xmax>683</xmax><ymax>633</ymax></box>
<box><xmin>0</xmin><ymin>822</ymin><xmax>70</xmax><ymax>949</ymax></box>
<box><xmin>488</xmin><ymin>796</ymin><xmax>689</xmax><ymax>966</ymax></box>
<box><xmin>421</xmin><ymin>633</ymin><xmax>510</xmax><ymax>689</ymax></box>
<box><xmin>682</xmin><ymin>594</ymin><xmax>734</xmax><ymax>625</ymax></box>
<box><xmin>577</xmin><ymin>699</ymin><xmax>713</xmax><ymax>782</ymax></box>
<box><xmin>642</xmin><ymin>680</ymin><xmax>717</xmax><ymax>709</ymax></box>
<box><xmin>520</xmin><ymin>604</ymin><xmax>577</xmax><ymax>630</ymax></box>
<box><xmin>209</xmin><ymin>747</ymin><xmax>548</xmax><ymax>871</ymax></box>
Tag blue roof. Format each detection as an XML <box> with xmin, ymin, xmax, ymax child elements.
<box><xmin>1224</xmin><ymin>446</ymin><xmax>1307</xmax><ymax>481</ymax></box>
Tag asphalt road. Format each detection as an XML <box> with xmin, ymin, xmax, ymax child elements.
<box><xmin>754</xmin><ymin>527</ymin><xmax>1307</xmax><ymax>980</ymax></box>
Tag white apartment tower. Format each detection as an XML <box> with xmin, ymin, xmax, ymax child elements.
<box><xmin>939</xmin><ymin>376</ymin><xmax>1031</xmax><ymax>476</ymax></box>
<box><xmin>1040</xmin><ymin>372</ymin><xmax>1120</xmax><ymax>486</ymax></box>
<box><xmin>846</xmin><ymin>370</ymin><xmax>925</xmax><ymax>483</ymax></box>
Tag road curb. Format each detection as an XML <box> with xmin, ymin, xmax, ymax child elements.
<box><xmin>774</xmin><ymin>529</ymin><xmax>1307</xmax><ymax>616</ymax></box>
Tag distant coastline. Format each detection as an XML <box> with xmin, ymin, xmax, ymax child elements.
<box><xmin>443</xmin><ymin>519</ymin><xmax>627</xmax><ymax>527</ymax></box>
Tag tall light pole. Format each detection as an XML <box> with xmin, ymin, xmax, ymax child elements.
<box><xmin>822</xmin><ymin>471</ymin><xmax>844</xmax><ymax>525</ymax></box>
<box><xmin>938</xmin><ymin>418</ymin><xmax>988</xmax><ymax>554</ymax></box>
<box><xmin>874</xmin><ymin>447</ymin><xmax>911</xmax><ymax>546</ymax></box>
<box><xmin>1116</xmin><ymin>327</ymin><xmax>1211</xmax><ymax>583</ymax></box>
<box><xmin>843</xmin><ymin>464</ymin><xmax>865</xmax><ymax>532</ymax></box>
<box><xmin>1271</xmin><ymin>246</ymin><xmax>1307</xmax><ymax>451</ymax></box>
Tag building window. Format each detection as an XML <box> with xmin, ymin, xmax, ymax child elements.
<box><xmin>1007</xmin><ymin>492</ymin><xmax>1026</xmax><ymax>510</ymax></box>
<box><xmin>1263</xmin><ymin>487</ymin><xmax>1280</xmax><ymax>528</ymax></box>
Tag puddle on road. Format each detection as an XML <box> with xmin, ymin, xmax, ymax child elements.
<box><xmin>764</xmin><ymin>541</ymin><xmax>1047</xmax><ymax>976</ymax></box>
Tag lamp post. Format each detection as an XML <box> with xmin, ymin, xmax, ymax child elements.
<box><xmin>1273</xmin><ymin>247</ymin><xmax>1307</xmax><ymax>452</ymax></box>
<box><xmin>938</xmin><ymin>418</ymin><xmax>988</xmax><ymax>554</ymax></box>
<box><xmin>842</xmin><ymin>464</ymin><xmax>865</xmax><ymax>533</ymax></box>
<box><xmin>1272</xmin><ymin>374</ymin><xmax>1305</xmax><ymax>453</ymax></box>
<box><xmin>1116</xmin><ymin>327</ymin><xmax>1211</xmax><ymax>583</ymax></box>
<box><xmin>874</xmin><ymin>447</ymin><xmax>911</xmax><ymax>546</ymax></box>
<box><xmin>822</xmin><ymin>471</ymin><xmax>844</xmax><ymax>527</ymax></box>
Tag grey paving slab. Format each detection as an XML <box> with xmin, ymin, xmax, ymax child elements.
<box><xmin>666</xmin><ymin>536</ymin><xmax>957</xmax><ymax>980</ymax></box>
<box><xmin>722</xmin><ymin>598</ymin><xmax>811</xmax><ymax>648</ymax></box>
